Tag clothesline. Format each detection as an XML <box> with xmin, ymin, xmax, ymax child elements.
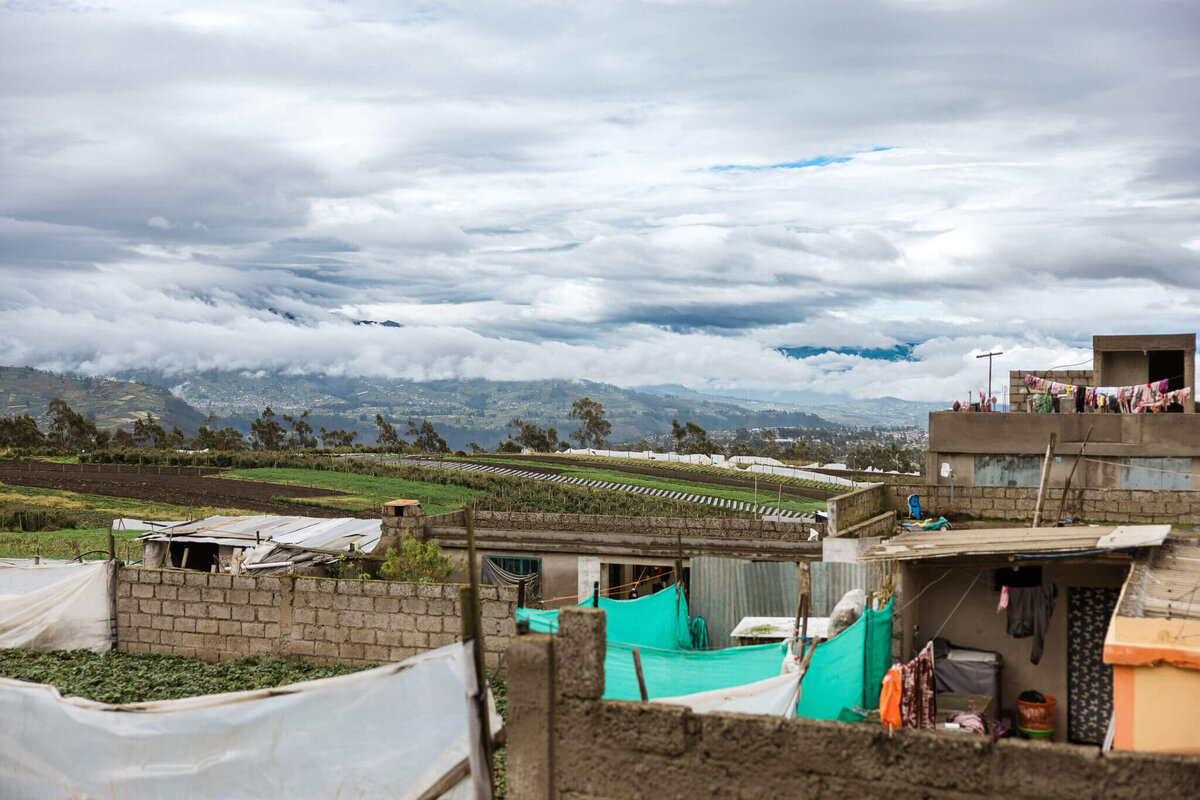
<box><xmin>1022</xmin><ymin>373</ymin><xmax>1191</xmax><ymax>414</ymax></box>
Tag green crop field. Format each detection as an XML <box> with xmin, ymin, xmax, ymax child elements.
<box><xmin>220</xmin><ymin>467</ymin><xmax>488</xmax><ymax>515</ymax></box>
<box><xmin>0</xmin><ymin>528</ymin><xmax>145</xmax><ymax>562</ymax></box>
<box><xmin>444</xmin><ymin>456</ymin><xmax>827</xmax><ymax>513</ymax></box>
<box><xmin>0</xmin><ymin>484</ymin><xmax>250</xmax><ymax>526</ymax></box>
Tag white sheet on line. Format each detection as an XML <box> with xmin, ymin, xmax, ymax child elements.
<box><xmin>0</xmin><ymin>560</ymin><xmax>112</xmax><ymax>652</ymax></box>
<box><xmin>653</xmin><ymin>671</ymin><xmax>803</xmax><ymax>718</ymax></box>
<box><xmin>0</xmin><ymin>641</ymin><xmax>498</xmax><ymax>799</ymax></box>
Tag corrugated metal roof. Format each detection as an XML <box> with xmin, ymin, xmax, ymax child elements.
<box><xmin>860</xmin><ymin>525</ymin><xmax>1171</xmax><ymax>562</ymax></box>
<box><xmin>810</xmin><ymin>561</ymin><xmax>887</xmax><ymax>616</ymax></box>
<box><xmin>139</xmin><ymin>515</ymin><xmax>382</xmax><ymax>572</ymax></box>
<box><xmin>1116</xmin><ymin>537</ymin><xmax>1200</xmax><ymax>621</ymax></box>
<box><xmin>689</xmin><ymin>557</ymin><xmax>799</xmax><ymax>650</ymax></box>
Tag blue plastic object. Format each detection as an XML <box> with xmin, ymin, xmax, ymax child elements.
<box><xmin>907</xmin><ymin>494</ymin><xmax>922</xmax><ymax>519</ymax></box>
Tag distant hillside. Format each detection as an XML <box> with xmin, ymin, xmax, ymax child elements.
<box><xmin>120</xmin><ymin>371</ymin><xmax>835</xmax><ymax>450</ymax></box>
<box><xmin>0</xmin><ymin>367</ymin><xmax>208</xmax><ymax>433</ymax></box>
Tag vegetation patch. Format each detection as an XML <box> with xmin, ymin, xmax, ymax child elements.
<box><xmin>221</xmin><ymin>467</ymin><xmax>486</xmax><ymax>516</ymax></box>
<box><xmin>0</xmin><ymin>649</ymin><xmax>366</xmax><ymax>704</ymax></box>
<box><xmin>0</xmin><ymin>528</ymin><xmax>145</xmax><ymax>562</ymax></box>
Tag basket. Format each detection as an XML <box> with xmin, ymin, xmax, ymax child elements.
<box><xmin>1016</xmin><ymin>694</ymin><xmax>1056</xmax><ymax>732</ymax></box>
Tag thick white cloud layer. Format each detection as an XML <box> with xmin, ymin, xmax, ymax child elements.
<box><xmin>2</xmin><ymin>0</ymin><xmax>1198</xmax><ymax>401</ymax></box>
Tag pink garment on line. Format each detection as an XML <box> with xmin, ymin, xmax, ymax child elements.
<box><xmin>997</xmin><ymin>585</ymin><xmax>1009</xmax><ymax>613</ymax></box>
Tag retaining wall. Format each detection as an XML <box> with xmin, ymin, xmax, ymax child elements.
<box><xmin>506</xmin><ymin>607</ymin><xmax>1200</xmax><ymax>799</ymax></box>
<box><xmin>115</xmin><ymin>568</ymin><xmax>516</xmax><ymax>669</ymax></box>
<box><xmin>817</xmin><ymin>483</ymin><xmax>885</xmax><ymax>535</ymax></box>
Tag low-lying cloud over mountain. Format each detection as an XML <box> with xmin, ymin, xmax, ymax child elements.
<box><xmin>3</xmin><ymin>1</ymin><xmax>1198</xmax><ymax>402</ymax></box>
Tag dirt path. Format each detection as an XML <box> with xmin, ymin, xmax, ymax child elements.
<box><xmin>0</xmin><ymin>460</ymin><xmax>362</xmax><ymax>518</ymax></box>
<box><xmin>461</xmin><ymin>455</ymin><xmax>838</xmax><ymax>500</ymax></box>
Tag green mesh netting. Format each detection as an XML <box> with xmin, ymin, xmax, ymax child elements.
<box><xmin>795</xmin><ymin>599</ymin><xmax>893</xmax><ymax>720</ymax></box>
<box><xmin>516</xmin><ymin>585</ymin><xmax>697</xmax><ymax>651</ymax></box>
<box><xmin>517</xmin><ymin>589</ymin><xmax>893</xmax><ymax>718</ymax></box>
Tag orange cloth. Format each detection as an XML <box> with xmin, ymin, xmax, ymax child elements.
<box><xmin>879</xmin><ymin>665</ymin><xmax>902</xmax><ymax>730</ymax></box>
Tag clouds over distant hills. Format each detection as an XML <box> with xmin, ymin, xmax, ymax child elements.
<box><xmin>2</xmin><ymin>1</ymin><xmax>1198</xmax><ymax>401</ymax></box>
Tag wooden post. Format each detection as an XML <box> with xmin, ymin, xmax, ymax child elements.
<box><xmin>461</xmin><ymin>508</ymin><xmax>494</xmax><ymax>795</ymax></box>
<box><xmin>107</xmin><ymin>523</ymin><xmax>115</xmax><ymax>561</ymax></box>
<box><xmin>592</xmin><ymin>581</ymin><xmax>600</xmax><ymax>608</ymax></box>
<box><xmin>1055</xmin><ymin>425</ymin><xmax>1093</xmax><ymax>526</ymax></box>
<box><xmin>1031</xmin><ymin>432</ymin><xmax>1058</xmax><ymax>527</ymax></box>
<box><xmin>632</xmin><ymin>648</ymin><xmax>649</xmax><ymax>701</ymax></box>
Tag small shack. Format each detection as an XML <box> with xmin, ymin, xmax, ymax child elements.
<box><xmin>862</xmin><ymin>524</ymin><xmax>1171</xmax><ymax>743</ymax></box>
<box><xmin>139</xmin><ymin>514</ymin><xmax>384</xmax><ymax>575</ymax></box>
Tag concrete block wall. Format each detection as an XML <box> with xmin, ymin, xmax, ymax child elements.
<box><xmin>425</xmin><ymin>510</ymin><xmax>823</xmax><ymax>541</ymax></box>
<box><xmin>825</xmin><ymin>483</ymin><xmax>886</xmax><ymax>534</ymax></box>
<box><xmin>505</xmin><ymin>607</ymin><xmax>1200</xmax><ymax>799</ymax></box>
<box><xmin>886</xmin><ymin>482</ymin><xmax>1200</xmax><ymax>524</ymax></box>
<box><xmin>115</xmin><ymin>568</ymin><xmax>516</xmax><ymax>669</ymax></box>
<box><xmin>1010</xmin><ymin>368</ymin><xmax>1093</xmax><ymax>412</ymax></box>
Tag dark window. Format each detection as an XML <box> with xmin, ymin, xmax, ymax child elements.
<box><xmin>1148</xmin><ymin>349</ymin><xmax>1184</xmax><ymax>386</ymax></box>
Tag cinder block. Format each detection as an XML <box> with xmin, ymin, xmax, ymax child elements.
<box><xmin>248</xmin><ymin>590</ymin><xmax>274</xmax><ymax>606</ymax></box>
<box><xmin>201</xmin><ymin>588</ymin><xmax>226</xmax><ymax>603</ymax></box>
<box><xmin>162</xmin><ymin>571</ymin><xmax>185</xmax><ymax>586</ymax></box>
<box><xmin>335</xmin><ymin>579</ymin><xmax>365</xmax><ymax>596</ymax></box>
<box><xmin>427</xmin><ymin>599</ymin><xmax>454</xmax><ymax>616</ymax></box>
<box><xmin>196</xmin><ymin>619</ymin><xmax>219</xmax><ymax>635</ymax></box>
<box><xmin>241</xmin><ymin>622</ymin><xmax>265</xmax><ymax>638</ymax></box>
<box><xmin>376</xmin><ymin>630</ymin><xmax>403</xmax><ymax>647</ymax></box>
<box><xmin>348</xmin><ymin>596</ymin><xmax>374</xmax><ymax>612</ymax></box>
<box><xmin>428</xmin><ymin>632</ymin><xmax>455</xmax><ymax>647</ymax></box>
<box><xmin>417</xmin><ymin>584</ymin><xmax>441</xmax><ymax>599</ymax></box>
<box><xmin>373</xmin><ymin>597</ymin><xmax>401</xmax><ymax>614</ymax></box>
<box><xmin>350</xmin><ymin>628</ymin><xmax>375</xmax><ymax>645</ymax></box>
<box><xmin>340</xmin><ymin>610</ymin><xmax>365</xmax><ymax>628</ymax></box>
<box><xmin>132</xmin><ymin>583</ymin><xmax>155</xmax><ymax>599</ymax></box>
<box><xmin>339</xmin><ymin>642</ymin><xmax>365</xmax><ymax>661</ymax></box>
<box><xmin>401</xmin><ymin>630</ymin><xmax>428</xmax><ymax>648</ymax></box>
<box><xmin>293</xmin><ymin>607</ymin><xmax>316</xmax><ymax>625</ymax></box>
<box><xmin>294</xmin><ymin>577</ymin><xmax>320</xmax><ymax>593</ymax></box>
<box><xmin>256</xmin><ymin>606</ymin><xmax>280</xmax><ymax>622</ymax></box>
<box><xmin>173</xmin><ymin>617</ymin><xmax>196</xmax><ymax>633</ymax></box>
<box><xmin>177</xmin><ymin>586</ymin><xmax>201</xmax><ymax>602</ymax></box>
<box><xmin>363</xmin><ymin>581</ymin><xmax>389</xmax><ymax>596</ymax></box>
<box><xmin>139</xmin><ymin>569</ymin><xmax>163</xmax><ymax>584</ymax></box>
<box><xmin>231</xmin><ymin>576</ymin><xmax>256</xmax><ymax>590</ymax></box>
<box><xmin>231</xmin><ymin>604</ymin><xmax>255</xmax><ymax>621</ymax></box>
<box><xmin>416</xmin><ymin>616</ymin><xmax>441</xmax><ymax>633</ymax></box>
<box><xmin>263</xmin><ymin>623</ymin><xmax>279</xmax><ymax>638</ymax></box>
<box><xmin>218</xmin><ymin>621</ymin><xmax>241</xmax><ymax>636</ymax></box>
<box><xmin>362</xmin><ymin>644</ymin><xmax>389</xmax><ymax>663</ymax></box>
<box><xmin>313</xmin><ymin>640</ymin><xmax>338</xmax><ymax>658</ymax></box>
<box><xmin>401</xmin><ymin>598</ymin><xmax>427</xmax><ymax>615</ymax></box>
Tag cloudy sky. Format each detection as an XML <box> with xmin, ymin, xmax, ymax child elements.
<box><xmin>2</xmin><ymin>0</ymin><xmax>1198</xmax><ymax>402</ymax></box>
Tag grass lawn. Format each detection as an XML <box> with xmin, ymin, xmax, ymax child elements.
<box><xmin>0</xmin><ymin>527</ymin><xmax>145</xmax><ymax>562</ymax></box>
<box><xmin>445</xmin><ymin>457</ymin><xmax>825</xmax><ymax>513</ymax></box>
<box><xmin>220</xmin><ymin>467</ymin><xmax>487</xmax><ymax>516</ymax></box>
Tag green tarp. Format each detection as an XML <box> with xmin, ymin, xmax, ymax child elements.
<box><xmin>516</xmin><ymin>585</ymin><xmax>697</xmax><ymax>651</ymax></box>
<box><xmin>517</xmin><ymin>588</ymin><xmax>893</xmax><ymax>719</ymax></box>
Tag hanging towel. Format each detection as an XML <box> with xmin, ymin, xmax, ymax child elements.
<box><xmin>899</xmin><ymin>641</ymin><xmax>937</xmax><ymax>730</ymax></box>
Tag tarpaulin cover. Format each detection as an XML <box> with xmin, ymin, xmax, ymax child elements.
<box><xmin>0</xmin><ymin>560</ymin><xmax>112</xmax><ymax>652</ymax></box>
<box><xmin>655</xmin><ymin>672</ymin><xmax>802</xmax><ymax>718</ymax></box>
<box><xmin>0</xmin><ymin>642</ymin><xmax>496</xmax><ymax>799</ymax></box>
<box><xmin>517</xmin><ymin>585</ymin><xmax>697</xmax><ymax>650</ymax></box>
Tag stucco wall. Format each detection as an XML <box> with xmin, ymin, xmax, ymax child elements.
<box><xmin>505</xmin><ymin>607</ymin><xmax>1200</xmax><ymax>799</ymax></box>
<box><xmin>115</xmin><ymin>567</ymin><xmax>516</xmax><ymax>669</ymax></box>
<box><xmin>908</xmin><ymin>563</ymin><xmax>1129</xmax><ymax>743</ymax></box>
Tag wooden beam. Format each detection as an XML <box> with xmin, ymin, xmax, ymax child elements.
<box><xmin>1031</xmin><ymin>432</ymin><xmax>1058</xmax><ymax>528</ymax></box>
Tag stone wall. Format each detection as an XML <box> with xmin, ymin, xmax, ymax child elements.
<box><xmin>115</xmin><ymin>568</ymin><xmax>516</xmax><ymax>669</ymax></box>
<box><xmin>506</xmin><ymin>607</ymin><xmax>1200</xmax><ymax>799</ymax></box>
<box><xmin>886</xmin><ymin>482</ymin><xmax>1200</xmax><ymax>524</ymax></box>
<box><xmin>833</xmin><ymin>510</ymin><xmax>897</xmax><ymax>539</ymax></box>
<box><xmin>822</xmin><ymin>483</ymin><xmax>885</xmax><ymax>535</ymax></box>
<box><xmin>1009</xmin><ymin>368</ymin><xmax>1094</xmax><ymax>412</ymax></box>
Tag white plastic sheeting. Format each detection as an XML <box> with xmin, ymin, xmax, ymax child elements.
<box><xmin>0</xmin><ymin>560</ymin><xmax>112</xmax><ymax>652</ymax></box>
<box><xmin>562</xmin><ymin>449</ymin><xmax>870</xmax><ymax>488</ymax></box>
<box><xmin>0</xmin><ymin>642</ymin><xmax>498</xmax><ymax>799</ymax></box>
<box><xmin>654</xmin><ymin>672</ymin><xmax>802</xmax><ymax>718</ymax></box>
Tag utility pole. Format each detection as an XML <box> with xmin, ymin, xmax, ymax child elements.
<box><xmin>976</xmin><ymin>351</ymin><xmax>1004</xmax><ymax>407</ymax></box>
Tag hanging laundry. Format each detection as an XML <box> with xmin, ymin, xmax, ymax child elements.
<box><xmin>1006</xmin><ymin>583</ymin><xmax>1057</xmax><ymax>665</ymax></box>
<box><xmin>899</xmin><ymin>641</ymin><xmax>937</xmax><ymax>730</ymax></box>
<box><xmin>879</xmin><ymin>665</ymin><xmax>902</xmax><ymax>731</ymax></box>
<box><xmin>1022</xmin><ymin>374</ymin><xmax>1190</xmax><ymax>414</ymax></box>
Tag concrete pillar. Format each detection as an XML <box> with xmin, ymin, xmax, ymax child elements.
<box><xmin>507</xmin><ymin>633</ymin><xmax>555</xmax><ymax>800</ymax></box>
<box><xmin>555</xmin><ymin>607</ymin><xmax>606</xmax><ymax>700</ymax></box>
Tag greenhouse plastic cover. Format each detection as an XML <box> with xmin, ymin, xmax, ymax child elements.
<box><xmin>0</xmin><ymin>560</ymin><xmax>112</xmax><ymax>652</ymax></box>
<box><xmin>655</xmin><ymin>672</ymin><xmax>803</xmax><ymax>718</ymax></box>
<box><xmin>0</xmin><ymin>642</ymin><xmax>497</xmax><ymax>799</ymax></box>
